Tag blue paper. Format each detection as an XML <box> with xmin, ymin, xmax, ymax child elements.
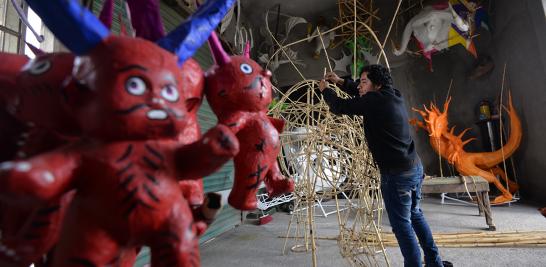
<box><xmin>157</xmin><ymin>0</ymin><xmax>236</xmax><ymax>66</ymax></box>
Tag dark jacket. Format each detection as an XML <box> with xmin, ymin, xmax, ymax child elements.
<box><xmin>322</xmin><ymin>79</ymin><xmax>419</xmax><ymax>173</ymax></box>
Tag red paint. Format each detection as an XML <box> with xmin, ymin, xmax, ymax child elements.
<box><xmin>206</xmin><ymin>55</ymin><xmax>294</xmax><ymax>211</ymax></box>
<box><xmin>0</xmin><ymin>36</ymin><xmax>239</xmax><ymax>266</ymax></box>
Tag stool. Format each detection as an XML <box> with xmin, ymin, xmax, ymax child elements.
<box><xmin>422</xmin><ymin>176</ymin><xmax>496</xmax><ymax>231</ymax></box>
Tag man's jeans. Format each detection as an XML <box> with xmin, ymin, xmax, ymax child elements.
<box><xmin>381</xmin><ymin>164</ymin><xmax>443</xmax><ymax>267</ymax></box>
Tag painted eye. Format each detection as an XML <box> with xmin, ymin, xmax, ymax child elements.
<box><xmin>28</xmin><ymin>60</ymin><xmax>51</xmax><ymax>75</ymax></box>
<box><xmin>240</xmin><ymin>63</ymin><xmax>253</xmax><ymax>74</ymax></box>
<box><xmin>125</xmin><ymin>77</ymin><xmax>146</xmax><ymax>95</ymax></box>
<box><xmin>161</xmin><ymin>84</ymin><xmax>179</xmax><ymax>102</ymax></box>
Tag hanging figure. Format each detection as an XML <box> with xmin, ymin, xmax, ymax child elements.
<box><xmin>0</xmin><ymin>50</ymin><xmax>80</xmax><ymax>267</ymax></box>
<box><xmin>393</xmin><ymin>3</ymin><xmax>471</xmax><ymax>71</ymax></box>
<box><xmin>205</xmin><ymin>32</ymin><xmax>294</xmax><ymax>210</ymax></box>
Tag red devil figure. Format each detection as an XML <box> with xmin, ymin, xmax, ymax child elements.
<box><xmin>1</xmin><ymin>35</ymin><xmax>238</xmax><ymax>267</ymax></box>
<box><xmin>0</xmin><ymin>1</ymin><xmax>228</xmax><ymax>265</ymax></box>
<box><xmin>0</xmin><ymin>52</ymin><xmax>213</xmax><ymax>267</ymax></box>
<box><xmin>205</xmin><ymin>33</ymin><xmax>294</xmax><ymax>210</ymax></box>
<box><xmin>0</xmin><ymin>51</ymin><xmax>80</xmax><ymax>267</ymax></box>
<box><xmin>0</xmin><ymin>53</ymin><xmax>31</xmax><ymax>162</ymax></box>
<box><xmin>0</xmin><ymin>46</ymin><xmax>86</xmax><ymax>163</ymax></box>
<box><xmin>98</xmin><ymin>0</ymin><xmax>209</xmax><ymax>209</ymax></box>
<box><xmin>0</xmin><ymin>53</ymin><xmax>92</xmax><ymax>267</ymax></box>
<box><xmin>0</xmin><ymin>53</ymin><xmax>217</xmax><ymax>267</ymax></box>
<box><xmin>0</xmin><ymin>0</ymin><xmax>237</xmax><ymax>266</ymax></box>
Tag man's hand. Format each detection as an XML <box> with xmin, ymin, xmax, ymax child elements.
<box><xmin>318</xmin><ymin>79</ymin><xmax>328</xmax><ymax>92</ymax></box>
<box><xmin>325</xmin><ymin>72</ymin><xmax>343</xmax><ymax>84</ymax></box>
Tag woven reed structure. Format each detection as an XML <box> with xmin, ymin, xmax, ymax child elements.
<box><xmin>269</xmin><ymin>81</ymin><xmax>389</xmax><ymax>266</ymax></box>
<box><xmin>263</xmin><ymin>0</ymin><xmax>402</xmax><ymax>265</ymax></box>
<box><xmin>335</xmin><ymin>0</ymin><xmax>380</xmax><ymax>40</ymax></box>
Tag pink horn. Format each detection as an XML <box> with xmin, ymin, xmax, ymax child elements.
<box><xmin>208</xmin><ymin>32</ymin><xmax>231</xmax><ymax>66</ymax></box>
<box><xmin>98</xmin><ymin>0</ymin><xmax>114</xmax><ymax>29</ymax></box>
<box><xmin>25</xmin><ymin>42</ymin><xmax>44</xmax><ymax>56</ymax></box>
<box><xmin>243</xmin><ymin>41</ymin><xmax>250</xmax><ymax>58</ymax></box>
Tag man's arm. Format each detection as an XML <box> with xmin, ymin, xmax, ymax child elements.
<box><xmin>321</xmin><ymin>88</ymin><xmax>369</xmax><ymax>116</ymax></box>
<box><xmin>325</xmin><ymin>72</ymin><xmax>359</xmax><ymax>96</ymax></box>
<box><xmin>340</xmin><ymin>78</ymin><xmax>360</xmax><ymax>96</ymax></box>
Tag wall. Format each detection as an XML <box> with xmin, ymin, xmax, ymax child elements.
<box><xmin>394</xmin><ymin>0</ymin><xmax>546</xmax><ymax>205</ymax></box>
<box><xmin>239</xmin><ymin>0</ymin><xmax>343</xmax><ymax>87</ymax></box>
<box><xmin>487</xmin><ymin>0</ymin><xmax>546</xmax><ymax>204</ymax></box>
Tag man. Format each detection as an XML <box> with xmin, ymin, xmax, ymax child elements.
<box><xmin>319</xmin><ymin>65</ymin><xmax>451</xmax><ymax>267</ymax></box>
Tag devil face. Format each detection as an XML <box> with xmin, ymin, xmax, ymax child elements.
<box><xmin>205</xmin><ymin>56</ymin><xmax>272</xmax><ymax>115</ymax></box>
<box><xmin>5</xmin><ymin>53</ymin><xmax>80</xmax><ymax>135</ymax></box>
<box><xmin>73</xmin><ymin>37</ymin><xmax>189</xmax><ymax>140</ymax></box>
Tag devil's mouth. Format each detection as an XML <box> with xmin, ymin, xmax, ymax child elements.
<box><xmin>116</xmin><ymin>104</ymin><xmax>182</xmax><ymax>120</ymax></box>
<box><xmin>244</xmin><ymin>75</ymin><xmax>266</xmax><ymax>99</ymax></box>
<box><xmin>147</xmin><ymin>110</ymin><xmax>168</xmax><ymax>120</ymax></box>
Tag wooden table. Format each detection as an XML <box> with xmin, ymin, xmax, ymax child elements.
<box><xmin>422</xmin><ymin>176</ymin><xmax>496</xmax><ymax>231</ymax></box>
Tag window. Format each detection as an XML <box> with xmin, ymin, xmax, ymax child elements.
<box><xmin>23</xmin><ymin>6</ymin><xmax>47</xmax><ymax>57</ymax></box>
<box><xmin>0</xmin><ymin>0</ymin><xmax>25</xmax><ymax>53</ymax></box>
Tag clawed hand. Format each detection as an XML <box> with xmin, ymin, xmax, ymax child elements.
<box><xmin>204</xmin><ymin>125</ymin><xmax>239</xmax><ymax>157</ymax></box>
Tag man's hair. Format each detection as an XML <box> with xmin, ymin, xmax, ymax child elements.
<box><xmin>360</xmin><ymin>64</ymin><xmax>393</xmax><ymax>87</ymax></box>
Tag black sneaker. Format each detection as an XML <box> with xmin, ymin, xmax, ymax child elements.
<box><xmin>442</xmin><ymin>261</ymin><xmax>453</xmax><ymax>267</ymax></box>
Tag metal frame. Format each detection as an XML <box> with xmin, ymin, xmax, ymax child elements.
<box><xmin>0</xmin><ymin>0</ymin><xmax>27</xmax><ymax>54</ymax></box>
<box><xmin>440</xmin><ymin>192</ymin><xmax>520</xmax><ymax>207</ymax></box>
<box><xmin>290</xmin><ymin>189</ymin><xmax>356</xmax><ymax>218</ymax></box>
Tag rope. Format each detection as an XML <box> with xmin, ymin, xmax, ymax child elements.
<box><xmin>436</xmin><ymin>138</ymin><xmax>444</xmax><ymax>177</ymax></box>
<box><xmin>378</xmin><ymin>0</ymin><xmax>403</xmax><ymax>65</ymax></box>
<box><xmin>264</xmin><ymin>10</ymin><xmax>307</xmax><ymax>81</ymax></box>
<box><xmin>316</xmin><ymin>28</ymin><xmax>333</xmax><ymax>73</ymax></box>
<box><xmin>460</xmin><ymin>175</ymin><xmax>475</xmax><ymax>202</ymax></box>
<box><xmin>352</xmin><ymin>0</ymin><xmax>357</xmax><ymax>80</ymax></box>
<box><xmin>439</xmin><ymin>79</ymin><xmax>454</xmax><ymax>178</ymax></box>
<box><xmin>499</xmin><ymin>64</ymin><xmax>509</xmax><ymax>193</ymax></box>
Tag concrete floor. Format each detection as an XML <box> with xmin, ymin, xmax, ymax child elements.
<box><xmin>201</xmin><ymin>196</ymin><xmax>546</xmax><ymax>267</ymax></box>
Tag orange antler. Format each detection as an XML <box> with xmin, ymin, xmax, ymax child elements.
<box><xmin>457</xmin><ymin>128</ymin><xmax>472</xmax><ymax>139</ymax></box>
<box><xmin>461</xmin><ymin>137</ymin><xmax>476</xmax><ymax>147</ymax></box>
<box><xmin>443</xmin><ymin>96</ymin><xmax>452</xmax><ymax>114</ymax></box>
<box><xmin>412</xmin><ymin>107</ymin><xmax>428</xmax><ymax>118</ymax></box>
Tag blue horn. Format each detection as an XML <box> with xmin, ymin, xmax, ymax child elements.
<box><xmin>156</xmin><ymin>0</ymin><xmax>236</xmax><ymax>66</ymax></box>
<box><xmin>25</xmin><ymin>0</ymin><xmax>110</xmax><ymax>55</ymax></box>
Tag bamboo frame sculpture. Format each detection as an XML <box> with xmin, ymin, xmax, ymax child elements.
<box><xmin>264</xmin><ymin>0</ymin><xmax>402</xmax><ymax>265</ymax></box>
<box><xmin>269</xmin><ymin>80</ymin><xmax>389</xmax><ymax>267</ymax></box>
